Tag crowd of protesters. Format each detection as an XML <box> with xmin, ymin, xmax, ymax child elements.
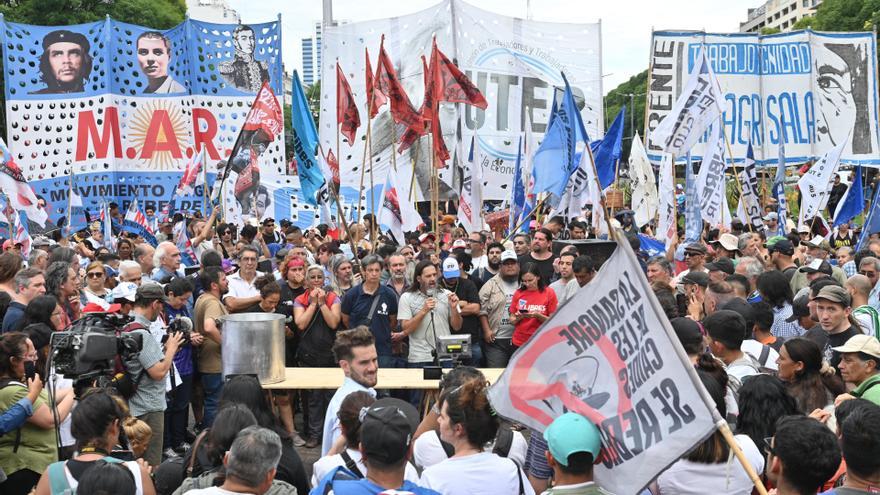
<box><xmin>0</xmin><ymin>201</ymin><xmax>878</xmax><ymax>495</ymax></box>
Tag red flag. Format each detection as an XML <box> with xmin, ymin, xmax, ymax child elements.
<box><xmin>397</xmin><ymin>54</ymin><xmax>431</xmax><ymax>154</ymax></box>
<box><xmin>325</xmin><ymin>148</ymin><xmax>340</xmax><ymax>187</ymax></box>
<box><xmin>429</xmin><ymin>38</ymin><xmax>488</xmax><ymax>109</ymax></box>
<box><xmin>365</xmin><ymin>47</ymin><xmax>386</xmax><ymax>119</ymax></box>
<box><xmin>425</xmin><ymin>48</ymin><xmax>449</xmax><ymax>166</ymax></box>
<box><xmin>336</xmin><ymin>62</ymin><xmax>361</xmax><ymax>145</ymax></box>
<box><xmin>375</xmin><ymin>35</ymin><xmax>423</xmax><ymax>132</ymax></box>
<box><xmin>243</xmin><ymin>81</ymin><xmax>285</xmax><ymax>138</ymax></box>
<box><xmin>224</xmin><ymin>82</ymin><xmax>282</xmax><ymax>203</ymax></box>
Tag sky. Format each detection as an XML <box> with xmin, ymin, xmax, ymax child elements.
<box><xmin>228</xmin><ymin>0</ymin><xmax>759</xmax><ymax>93</ymax></box>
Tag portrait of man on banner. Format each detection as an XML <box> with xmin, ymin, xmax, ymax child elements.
<box><xmin>136</xmin><ymin>31</ymin><xmax>186</xmax><ymax>94</ymax></box>
<box><xmin>219</xmin><ymin>24</ymin><xmax>270</xmax><ymax>93</ymax></box>
<box><xmin>813</xmin><ymin>41</ymin><xmax>871</xmax><ymax>155</ymax></box>
<box><xmin>31</xmin><ymin>29</ymin><xmax>92</xmax><ymax>94</ymax></box>
<box><xmin>229</xmin><ymin>128</ymin><xmax>273</xmax><ymax>218</ymax></box>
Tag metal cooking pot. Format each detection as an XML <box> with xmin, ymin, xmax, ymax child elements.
<box><xmin>219</xmin><ymin>312</ymin><xmax>286</xmax><ymax>385</ymax></box>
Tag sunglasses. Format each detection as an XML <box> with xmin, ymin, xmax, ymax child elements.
<box><xmin>87</xmin><ymin>272</ymin><xmax>105</xmax><ymax>279</ymax></box>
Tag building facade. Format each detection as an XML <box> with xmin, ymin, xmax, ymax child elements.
<box><xmin>740</xmin><ymin>0</ymin><xmax>822</xmax><ymax>33</ymax></box>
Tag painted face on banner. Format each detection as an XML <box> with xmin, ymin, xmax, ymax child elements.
<box><xmin>137</xmin><ymin>37</ymin><xmax>171</xmax><ymax>80</ymax></box>
<box><xmin>48</xmin><ymin>41</ymin><xmax>84</xmax><ymax>84</ymax></box>
<box><xmin>234</xmin><ymin>29</ymin><xmax>256</xmax><ymax>54</ymax></box>
<box><xmin>814</xmin><ymin>43</ymin><xmax>857</xmax><ymax>153</ymax></box>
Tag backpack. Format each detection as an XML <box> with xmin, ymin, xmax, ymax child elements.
<box><xmin>111</xmin><ymin>321</ymin><xmax>149</xmax><ymax>399</ymax></box>
<box><xmin>746</xmin><ymin>345</ymin><xmax>776</xmax><ymax>375</ymax></box>
<box><xmin>46</xmin><ymin>456</ymin><xmax>125</xmax><ymax>495</ymax></box>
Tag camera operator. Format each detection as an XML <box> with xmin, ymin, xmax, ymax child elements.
<box><xmin>125</xmin><ymin>283</ymin><xmax>184</xmax><ymax>468</ymax></box>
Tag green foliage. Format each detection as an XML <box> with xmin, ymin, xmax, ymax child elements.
<box><xmin>305</xmin><ymin>80</ymin><xmax>321</xmax><ymax>124</ymax></box>
<box><xmin>0</xmin><ymin>0</ymin><xmax>186</xmax><ymax>28</ymax></box>
<box><xmin>809</xmin><ymin>0</ymin><xmax>880</xmax><ymax>31</ymax></box>
<box><xmin>792</xmin><ymin>16</ymin><xmax>816</xmax><ymax>30</ymax></box>
<box><xmin>760</xmin><ymin>27</ymin><xmax>782</xmax><ymax>35</ymax></box>
<box><xmin>604</xmin><ymin>69</ymin><xmax>648</xmax><ymax>162</ymax></box>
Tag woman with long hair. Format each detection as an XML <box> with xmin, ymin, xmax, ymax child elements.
<box><xmin>116</xmin><ymin>238</ymin><xmax>134</xmax><ymax>261</ymax></box>
<box><xmin>0</xmin><ymin>333</ymin><xmax>75</xmax><ymax>495</ymax></box>
<box><xmin>419</xmin><ymin>377</ymin><xmax>532</xmax><ymax>493</ymax></box>
<box><xmin>244</xmin><ymin>274</ymin><xmax>283</xmax><ymax>314</ymax></box>
<box><xmin>509</xmin><ymin>262</ymin><xmax>557</xmax><ymax>348</ymax></box>
<box><xmin>777</xmin><ymin>337</ymin><xmax>846</xmax><ymax>414</ymax></box>
<box><xmin>294</xmin><ymin>265</ymin><xmax>341</xmax><ymax>448</ymax></box>
<box><xmin>215</xmin><ymin>223</ymin><xmax>237</xmax><ymax>260</ymax></box>
<box><xmin>33</xmin><ymin>389</ymin><xmax>154</xmax><ymax>495</ymax></box>
<box><xmin>735</xmin><ymin>374</ymin><xmax>800</xmax><ymax>453</ymax></box>
<box><xmin>656</xmin><ymin>370</ymin><xmax>764</xmax><ymax>495</ymax></box>
<box><xmin>216</xmin><ymin>376</ymin><xmax>309</xmax><ymax>495</ymax></box>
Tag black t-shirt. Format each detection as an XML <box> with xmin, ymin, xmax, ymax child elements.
<box><xmin>441</xmin><ymin>277</ymin><xmax>481</xmax><ymax>342</ymax></box>
<box><xmin>278</xmin><ymin>283</ymin><xmax>307</xmax><ymax>365</ymax></box>
<box><xmin>518</xmin><ymin>253</ymin><xmax>557</xmax><ymax>285</ymax></box>
<box><xmin>824</xmin><ymin>325</ymin><xmax>860</xmax><ymax>372</ymax></box>
<box><xmin>470</xmin><ymin>266</ymin><xmax>497</xmax><ymax>292</ymax></box>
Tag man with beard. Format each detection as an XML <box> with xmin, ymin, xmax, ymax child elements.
<box><xmin>219</xmin><ymin>24</ymin><xmax>270</xmax><ymax>92</ymax></box>
<box><xmin>479</xmin><ymin>251</ymin><xmax>520</xmax><ymax>368</ymax></box>
<box><xmin>32</xmin><ymin>30</ymin><xmax>92</xmax><ymax>94</ymax></box>
<box><xmin>471</xmin><ymin>242</ymin><xmax>503</xmax><ymax>291</ymax></box>
<box><xmin>194</xmin><ymin>266</ymin><xmax>229</xmax><ymax>427</ymax></box>
<box><xmin>322</xmin><ymin>327</ymin><xmax>379</xmax><ymax>455</ymax></box>
<box><xmin>518</xmin><ymin>228</ymin><xmax>557</xmax><ymax>285</ymax></box>
<box><xmin>549</xmin><ymin>251</ymin><xmax>576</xmax><ymax>304</ymax></box>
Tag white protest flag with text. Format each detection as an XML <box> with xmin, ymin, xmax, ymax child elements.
<box><xmin>736</xmin><ymin>143</ymin><xmax>763</xmax><ymax>231</ymax></box>
<box><xmin>798</xmin><ymin>139</ymin><xmax>846</xmax><ymax>225</ymax></box>
<box><xmin>629</xmin><ymin>132</ymin><xmax>658</xmax><ymax>227</ymax></box>
<box><xmin>651</xmin><ymin>47</ymin><xmax>723</xmax><ymax>156</ymax></box>
<box><xmin>488</xmin><ymin>234</ymin><xmax>718</xmax><ymax>494</ymax></box>
<box><xmin>657</xmin><ymin>154</ymin><xmax>677</xmax><ymax>251</ymax></box>
<box><xmin>457</xmin><ymin>137</ymin><xmax>484</xmax><ymax>233</ymax></box>
<box><xmin>695</xmin><ymin>123</ymin><xmax>727</xmax><ymax>227</ymax></box>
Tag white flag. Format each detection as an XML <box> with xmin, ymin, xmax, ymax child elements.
<box><xmin>487</xmin><ymin>235</ymin><xmax>718</xmax><ymax>495</ymax></box>
<box><xmin>657</xmin><ymin>154</ymin><xmax>677</xmax><ymax>251</ymax></box>
<box><xmin>524</xmin><ymin>111</ymin><xmax>537</xmax><ymax>201</ymax></box>
<box><xmin>694</xmin><ymin>123</ymin><xmax>727</xmax><ymax>228</ymax></box>
<box><xmin>379</xmin><ymin>171</ymin><xmax>422</xmax><ymax>243</ymax></box>
<box><xmin>629</xmin><ymin>132</ymin><xmax>658</xmax><ymax>227</ymax></box>
<box><xmin>552</xmin><ymin>150</ymin><xmax>592</xmax><ymax>221</ymax></box>
<box><xmin>584</xmin><ymin>149</ymin><xmax>607</xmax><ymax>237</ymax></box>
<box><xmin>651</xmin><ymin>47</ymin><xmax>724</xmax><ymax>156</ymax></box>
<box><xmin>69</xmin><ymin>188</ymin><xmax>83</xmax><ymax>208</ymax></box>
<box><xmin>736</xmin><ymin>144</ymin><xmax>763</xmax><ymax>231</ymax></box>
<box><xmin>457</xmin><ymin>136</ymin><xmax>484</xmax><ymax>233</ymax></box>
<box><xmin>798</xmin><ymin>139</ymin><xmax>846</xmax><ymax>225</ymax></box>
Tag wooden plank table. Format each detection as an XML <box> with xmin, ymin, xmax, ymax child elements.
<box><xmin>261</xmin><ymin>367</ymin><xmax>505</xmax><ymax>390</ymax></box>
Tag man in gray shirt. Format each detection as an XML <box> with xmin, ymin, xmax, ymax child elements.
<box><xmin>125</xmin><ymin>283</ymin><xmax>184</xmax><ymax>466</ymax></box>
<box><xmin>480</xmin><ymin>251</ymin><xmax>521</xmax><ymax>367</ymax></box>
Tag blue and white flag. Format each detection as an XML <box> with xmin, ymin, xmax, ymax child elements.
<box><xmin>798</xmin><ymin>139</ymin><xmax>846</xmax><ymax>226</ymax></box>
<box><xmin>101</xmin><ymin>201</ymin><xmax>115</xmax><ymax>251</ymax></box>
<box><xmin>684</xmin><ymin>153</ymin><xmax>702</xmax><ymax>244</ymax></box>
<box><xmin>13</xmin><ymin>210</ymin><xmax>31</xmax><ymax>258</ymax></box>
<box><xmin>531</xmin><ymin>73</ymin><xmax>588</xmax><ymax>202</ymax></box>
<box><xmin>857</xmin><ymin>185</ymin><xmax>880</xmax><ymax>251</ymax></box>
<box><xmin>694</xmin><ymin>123</ymin><xmax>727</xmax><ymax>227</ymax></box>
<box><xmin>651</xmin><ymin>46</ymin><xmax>723</xmax><ymax>156</ymax></box>
<box><xmin>173</xmin><ymin>220</ymin><xmax>198</xmax><ymax>267</ymax></box>
<box><xmin>593</xmin><ymin>106</ymin><xmax>624</xmax><ymax>189</ymax></box>
<box><xmin>774</xmin><ymin>140</ymin><xmax>789</xmax><ymax>236</ymax></box>
<box><xmin>122</xmin><ymin>199</ymin><xmax>157</xmax><ymax>246</ymax></box>
<box><xmin>833</xmin><ymin>166</ymin><xmax>864</xmax><ymax>227</ymax></box>
<box><xmin>639</xmin><ymin>234</ymin><xmax>666</xmax><ymax>257</ymax></box>
<box><xmin>510</xmin><ymin>137</ymin><xmax>529</xmax><ymax>233</ymax></box>
<box><xmin>291</xmin><ymin>70</ymin><xmax>324</xmax><ymax>207</ymax></box>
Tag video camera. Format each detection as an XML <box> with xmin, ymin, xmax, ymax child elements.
<box><xmin>163</xmin><ymin>316</ymin><xmax>194</xmax><ymax>345</ymax></box>
<box><xmin>50</xmin><ymin>312</ymin><xmax>143</xmax><ymax>380</ymax></box>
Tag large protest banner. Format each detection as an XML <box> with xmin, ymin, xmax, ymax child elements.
<box><xmin>319</xmin><ymin>0</ymin><xmax>603</xmax><ymax>211</ymax></box>
<box><xmin>646</xmin><ymin>30</ymin><xmax>880</xmax><ymax>167</ymax></box>
<box><xmin>488</xmin><ymin>235</ymin><xmax>718</xmax><ymax>494</ymax></box>
<box><xmin>1</xmin><ymin>17</ymin><xmax>287</xmax><ymax>225</ymax></box>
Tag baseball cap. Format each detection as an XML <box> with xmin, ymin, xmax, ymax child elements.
<box><xmin>804</xmin><ymin>236</ymin><xmax>831</xmax><ymax>251</ymax></box>
<box><xmin>832</xmin><ymin>334</ymin><xmax>880</xmax><ymax>360</ymax></box>
<box><xmin>681</xmin><ymin>271</ymin><xmax>709</xmax><ymax>288</ymax></box>
<box><xmin>442</xmin><ymin>257</ymin><xmax>460</xmax><ymax>279</ymax></box>
<box><xmin>797</xmin><ymin>224</ymin><xmax>811</xmax><ymax>234</ymax></box>
<box><xmin>452</xmin><ymin>239</ymin><xmax>467</xmax><ymax>250</ymax></box>
<box><xmin>261</xmin><ymin>217</ymin><xmax>275</xmax><ymax>226</ymax></box>
<box><xmin>762</xmin><ymin>212</ymin><xmax>779</xmax><ymax>222</ymax></box>
<box><xmin>684</xmin><ymin>243</ymin><xmax>707</xmax><ymax>255</ymax></box>
<box><xmin>799</xmin><ymin>259</ymin><xmax>833</xmax><ymax>276</ymax></box>
<box><xmin>711</xmin><ymin>233</ymin><xmax>740</xmax><ymax>252</ymax></box>
<box><xmin>82</xmin><ymin>302</ymin><xmax>122</xmax><ymax>314</ymax></box>
<box><xmin>543</xmin><ymin>412</ymin><xmax>602</xmax><ymax>465</ymax></box>
<box><xmin>111</xmin><ymin>282</ymin><xmax>138</xmax><ymax>303</ymax></box>
<box><xmin>705</xmin><ymin>257</ymin><xmax>735</xmax><ymax>275</ymax></box>
<box><xmin>766</xmin><ymin>236</ymin><xmax>795</xmax><ymax>256</ymax></box>
<box><xmin>671</xmin><ymin>317</ymin><xmax>704</xmax><ymax>350</ymax></box>
<box><xmin>440</xmin><ymin>215</ymin><xmax>457</xmax><ymax>226</ymax></box>
<box><xmin>500</xmin><ymin>250</ymin><xmax>518</xmax><ymax>263</ymax></box>
<box><xmin>360</xmin><ymin>398</ymin><xmax>420</xmax><ymax>465</ymax></box>
<box><xmin>786</xmin><ymin>294</ymin><xmax>810</xmax><ymax>322</ymax></box>
<box><xmin>136</xmin><ymin>283</ymin><xmax>167</xmax><ymax>303</ymax></box>
<box><xmin>32</xmin><ymin>235</ymin><xmax>52</xmax><ymax>248</ymax></box>
<box><xmin>815</xmin><ymin>285</ymin><xmax>851</xmax><ymax>306</ymax></box>
<box><xmin>275</xmin><ymin>248</ymin><xmax>290</xmax><ymax>261</ymax></box>
<box><xmin>418</xmin><ymin>232</ymin><xmax>436</xmax><ymax>244</ymax></box>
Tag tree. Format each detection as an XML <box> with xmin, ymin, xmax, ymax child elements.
<box><xmin>807</xmin><ymin>0</ymin><xmax>880</xmax><ymax>31</ymax></box>
<box><xmin>0</xmin><ymin>0</ymin><xmax>187</xmax><ymax>137</ymax></box>
<box><xmin>604</xmin><ymin>70</ymin><xmax>648</xmax><ymax>164</ymax></box>
<box><xmin>305</xmin><ymin>80</ymin><xmax>322</xmax><ymax>124</ymax></box>
<box><xmin>760</xmin><ymin>27</ymin><xmax>782</xmax><ymax>35</ymax></box>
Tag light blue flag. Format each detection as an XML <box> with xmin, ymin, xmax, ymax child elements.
<box><xmin>833</xmin><ymin>166</ymin><xmax>864</xmax><ymax>227</ymax></box>
<box><xmin>638</xmin><ymin>234</ymin><xmax>666</xmax><ymax>257</ymax></box>
<box><xmin>531</xmin><ymin>73</ymin><xmax>589</xmax><ymax>201</ymax></box>
<box><xmin>684</xmin><ymin>153</ymin><xmax>702</xmax><ymax>244</ymax></box>
<box><xmin>774</xmin><ymin>140</ymin><xmax>788</xmax><ymax>236</ymax></box>
<box><xmin>593</xmin><ymin>106</ymin><xmax>625</xmax><ymax>189</ymax></box>
<box><xmin>509</xmin><ymin>137</ymin><xmax>527</xmax><ymax>233</ymax></box>
<box><xmin>857</xmin><ymin>184</ymin><xmax>880</xmax><ymax>251</ymax></box>
<box><xmin>291</xmin><ymin>70</ymin><xmax>324</xmax><ymax>206</ymax></box>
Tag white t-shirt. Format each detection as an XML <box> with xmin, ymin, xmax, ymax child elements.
<box><xmin>420</xmin><ymin>452</ymin><xmax>535</xmax><ymax>495</ymax></box>
<box><xmin>223</xmin><ymin>271</ymin><xmax>264</xmax><ymax>301</ymax></box>
<box><xmin>741</xmin><ymin>340</ymin><xmax>779</xmax><ymax>371</ymax></box>
<box><xmin>182</xmin><ymin>487</ymin><xmax>248</xmax><ymax>495</ymax></box>
<box><xmin>413</xmin><ymin>430</ymin><xmax>527</xmax><ymax>471</ymax></box>
<box><xmin>310</xmin><ymin>448</ymin><xmax>420</xmax><ymax>486</ymax></box>
<box><xmin>656</xmin><ymin>434</ymin><xmax>764</xmax><ymax>495</ymax></box>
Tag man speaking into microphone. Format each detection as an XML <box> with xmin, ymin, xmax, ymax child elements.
<box><xmin>398</xmin><ymin>259</ymin><xmax>463</xmax><ymax>370</ymax></box>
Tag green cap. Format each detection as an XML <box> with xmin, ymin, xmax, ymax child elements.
<box><xmin>764</xmin><ymin>235</ymin><xmax>786</xmax><ymax>247</ymax></box>
<box><xmin>543</xmin><ymin>413</ymin><xmax>602</xmax><ymax>465</ymax></box>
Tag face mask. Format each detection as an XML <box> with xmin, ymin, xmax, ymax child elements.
<box><xmin>24</xmin><ymin>361</ymin><xmax>37</xmax><ymax>381</ymax></box>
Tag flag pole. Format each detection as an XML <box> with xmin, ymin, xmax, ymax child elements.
<box><xmin>201</xmin><ymin>150</ymin><xmax>209</xmax><ymax>218</ymax></box>
<box><xmin>317</xmin><ymin>142</ymin><xmax>358</xmax><ymax>256</ymax></box>
<box><xmin>718</xmin><ymin>120</ymin><xmax>752</xmax><ymax>233</ymax></box>
<box><xmin>356</xmin><ymin>118</ymin><xmax>371</xmax><ymax>227</ymax></box>
<box><xmin>368</xmin><ymin>119</ymin><xmax>376</xmax><ymax>251</ymax></box>
<box><xmin>504</xmin><ymin>195</ymin><xmax>548</xmax><ymax>242</ymax></box>
<box><xmin>586</xmin><ymin>143</ymin><xmax>617</xmax><ymax>236</ymax></box>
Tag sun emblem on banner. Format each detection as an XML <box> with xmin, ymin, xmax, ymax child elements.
<box><xmin>127</xmin><ymin>100</ymin><xmax>189</xmax><ymax>171</ymax></box>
